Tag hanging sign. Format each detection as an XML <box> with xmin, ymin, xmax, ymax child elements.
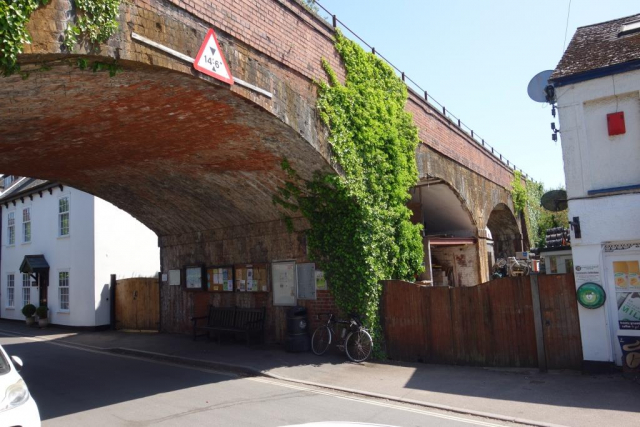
<box><xmin>193</xmin><ymin>28</ymin><xmax>234</xmax><ymax>85</ymax></box>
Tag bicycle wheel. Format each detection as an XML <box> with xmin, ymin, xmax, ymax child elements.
<box><xmin>345</xmin><ymin>329</ymin><xmax>373</xmax><ymax>362</ymax></box>
<box><xmin>311</xmin><ymin>326</ymin><xmax>332</xmax><ymax>355</ymax></box>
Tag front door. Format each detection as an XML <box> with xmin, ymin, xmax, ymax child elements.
<box><xmin>38</xmin><ymin>273</ymin><xmax>48</xmax><ymax>307</ymax></box>
<box><xmin>604</xmin><ymin>251</ymin><xmax>640</xmax><ymax>366</ymax></box>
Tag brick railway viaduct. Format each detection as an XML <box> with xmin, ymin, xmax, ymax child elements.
<box><xmin>0</xmin><ymin>0</ymin><xmax>526</xmax><ymax>340</ymax></box>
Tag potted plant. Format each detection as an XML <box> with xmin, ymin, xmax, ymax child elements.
<box><xmin>36</xmin><ymin>305</ymin><xmax>48</xmax><ymax>328</ymax></box>
<box><xmin>21</xmin><ymin>304</ymin><xmax>36</xmax><ymax>326</ymax></box>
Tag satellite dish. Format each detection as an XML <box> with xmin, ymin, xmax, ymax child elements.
<box><xmin>527</xmin><ymin>70</ymin><xmax>555</xmax><ymax>103</ymax></box>
<box><xmin>541</xmin><ymin>189</ymin><xmax>568</xmax><ymax>212</ymax></box>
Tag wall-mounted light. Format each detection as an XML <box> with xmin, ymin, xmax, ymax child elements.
<box><xmin>551</xmin><ymin>122</ymin><xmax>560</xmax><ymax>142</ymax></box>
<box><xmin>569</xmin><ymin>216</ymin><xmax>581</xmax><ymax>239</ymax></box>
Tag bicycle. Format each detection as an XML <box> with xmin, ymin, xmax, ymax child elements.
<box><xmin>310</xmin><ymin>313</ymin><xmax>373</xmax><ymax>363</ymax></box>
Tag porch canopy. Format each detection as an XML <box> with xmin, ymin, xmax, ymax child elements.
<box><xmin>19</xmin><ymin>255</ymin><xmax>50</xmax><ymax>279</ymax></box>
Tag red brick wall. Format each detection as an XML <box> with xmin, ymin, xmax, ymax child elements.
<box><xmin>26</xmin><ymin>0</ymin><xmax>516</xmax><ymax>192</ymax></box>
<box><xmin>151</xmin><ymin>0</ymin><xmax>514</xmax><ymax>188</ymax></box>
<box><xmin>158</xmin><ymin>0</ymin><xmax>344</xmax><ymax>83</ymax></box>
<box><xmin>407</xmin><ymin>94</ymin><xmax>514</xmax><ymax>189</ymax></box>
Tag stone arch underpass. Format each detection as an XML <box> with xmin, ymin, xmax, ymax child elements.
<box><xmin>0</xmin><ymin>0</ymin><xmax>523</xmax><ymax>340</ymax></box>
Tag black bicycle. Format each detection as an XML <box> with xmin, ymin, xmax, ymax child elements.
<box><xmin>311</xmin><ymin>313</ymin><xmax>373</xmax><ymax>362</ymax></box>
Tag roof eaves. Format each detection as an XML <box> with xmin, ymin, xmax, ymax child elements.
<box><xmin>550</xmin><ymin>58</ymin><xmax>640</xmax><ymax>87</ymax></box>
<box><xmin>0</xmin><ymin>181</ymin><xmax>58</xmax><ymax>204</ymax></box>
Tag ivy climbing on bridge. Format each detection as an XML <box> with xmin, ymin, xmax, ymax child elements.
<box><xmin>274</xmin><ymin>30</ymin><xmax>424</xmax><ymax>353</ymax></box>
<box><xmin>1</xmin><ymin>0</ymin><xmax>121</xmax><ymax>77</ymax></box>
<box><xmin>0</xmin><ymin>0</ymin><xmax>49</xmax><ymax>76</ymax></box>
<box><xmin>63</xmin><ymin>0</ymin><xmax>120</xmax><ymax>51</ymax></box>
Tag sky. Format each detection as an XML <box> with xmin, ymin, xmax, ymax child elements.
<box><xmin>315</xmin><ymin>0</ymin><xmax>639</xmax><ymax>189</ymax></box>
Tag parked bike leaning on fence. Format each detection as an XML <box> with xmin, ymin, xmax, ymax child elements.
<box><xmin>311</xmin><ymin>313</ymin><xmax>373</xmax><ymax>363</ymax></box>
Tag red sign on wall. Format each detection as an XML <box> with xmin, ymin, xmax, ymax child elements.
<box><xmin>193</xmin><ymin>28</ymin><xmax>234</xmax><ymax>85</ymax></box>
<box><xmin>607</xmin><ymin>111</ymin><xmax>625</xmax><ymax>136</ymax></box>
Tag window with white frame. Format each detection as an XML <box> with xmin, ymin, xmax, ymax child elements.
<box><xmin>22</xmin><ymin>274</ymin><xmax>31</xmax><ymax>307</ymax></box>
<box><xmin>2</xmin><ymin>175</ymin><xmax>16</xmax><ymax>189</ymax></box>
<box><xmin>7</xmin><ymin>212</ymin><xmax>15</xmax><ymax>245</ymax></box>
<box><xmin>59</xmin><ymin>197</ymin><xmax>69</xmax><ymax>236</ymax></box>
<box><xmin>6</xmin><ymin>274</ymin><xmax>14</xmax><ymax>308</ymax></box>
<box><xmin>59</xmin><ymin>271</ymin><xmax>69</xmax><ymax>311</ymax></box>
<box><xmin>22</xmin><ymin>207</ymin><xmax>31</xmax><ymax>243</ymax></box>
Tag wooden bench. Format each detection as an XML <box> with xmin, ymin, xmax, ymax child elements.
<box><xmin>191</xmin><ymin>305</ymin><xmax>266</xmax><ymax>344</ymax></box>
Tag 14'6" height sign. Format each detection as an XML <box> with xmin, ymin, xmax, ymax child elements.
<box><xmin>193</xmin><ymin>28</ymin><xmax>234</xmax><ymax>85</ymax></box>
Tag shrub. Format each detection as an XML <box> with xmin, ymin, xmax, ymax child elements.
<box><xmin>22</xmin><ymin>304</ymin><xmax>36</xmax><ymax>318</ymax></box>
<box><xmin>36</xmin><ymin>305</ymin><xmax>48</xmax><ymax>319</ymax></box>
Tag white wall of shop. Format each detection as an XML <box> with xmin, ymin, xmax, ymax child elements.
<box><xmin>556</xmin><ymin>69</ymin><xmax>640</xmax><ymax>364</ymax></box>
<box><xmin>557</xmin><ymin>69</ymin><xmax>640</xmax><ymax>198</ymax></box>
<box><xmin>93</xmin><ymin>197</ymin><xmax>159</xmax><ymax>326</ymax></box>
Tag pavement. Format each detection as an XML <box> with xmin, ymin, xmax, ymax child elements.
<box><xmin>0</xmin><ymin>320</ymin><xmax>637</xmax><ymax>427</ymax></box>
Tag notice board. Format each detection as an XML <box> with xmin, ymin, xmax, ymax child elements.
<box><xmin>296</xmin><ymin>263</ymin><xmax>316</xmax><ymax>300</ymax></box>
<box><xmin>235</xmin><ymin>264</ymin><xmax>269</xmax><ymax>292</ymax></box>
<box><xmin>185</xmin><ymin>266</ymin><xmax>204</xmax><ymax>290</ymax></box>
<box><xmin>206</xmin><ymin>266</ymin><xmax>234</xmax><ymax>292</ymax></box>
<box><xmin>272</xmin><ymin>261</ymin><xmax>296</xmax><ymax>306</ymax></box>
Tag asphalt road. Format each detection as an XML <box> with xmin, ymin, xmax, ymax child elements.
<box><xmin>0</xmin><ymin>333</ymin><xmax>516</xmax><ymax>427</ymax></box>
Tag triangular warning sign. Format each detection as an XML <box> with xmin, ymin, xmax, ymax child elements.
<box><xmin>193</xmin><ymin>28</ymin><xmax>234</xmax><ymax>85</ymax></box>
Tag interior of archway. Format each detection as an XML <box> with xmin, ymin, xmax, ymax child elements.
<box><xmin>409</xmin><ymin>179</ymin><xmax>481</xmax><ymax>287</ymax></box>
<box><xmin>0</xmin><ymin>59</ymin><xmax>332</xmax><ymax>237</ymax></box>
<box><xmin>486</xmin><ymin>203</ymin><xmax>523</xmax><ymax>263</ymax></box>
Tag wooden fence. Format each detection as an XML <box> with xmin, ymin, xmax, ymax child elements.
<box><xmin>381</xmin><ymin>274</ymin><xmax>582</xmax><ymax>369</ymax></box>
<box><xmin>115</xmin><ymin>277</ymin><xmax>160</xmax><ymax>331</ymax></box>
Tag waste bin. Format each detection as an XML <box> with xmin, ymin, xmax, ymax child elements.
<box><xmin>285</xmin><ymin>306</ymin><xmax>310</xmax><ymax>352</ymax></box>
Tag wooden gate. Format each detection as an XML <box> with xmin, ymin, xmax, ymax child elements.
<box><xmin>382</xmin><ymin>274</ymin><xmax>583</xmax><ymax>369</ymax></box>
<box><xmin>115</xmin><ymin>278</ymin><xmax>160</xmax><ymax>331</ymax></box>
<box><xmin>538</xmin><ymin>274</ymin><xmax>583</xmax><ymax>369</ymax></box>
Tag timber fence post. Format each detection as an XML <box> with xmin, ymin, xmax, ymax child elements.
<box><xmin>110</xmin><ymin>274</ymin><xmax>117</xmax><ymax>330</ymax></box>
<box><xmin>530</xmin><ymin>274</ymin><xmax>548</xmax><ymax>372</ymax></box>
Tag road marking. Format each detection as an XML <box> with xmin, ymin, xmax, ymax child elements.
<box><xmin>249</xmin><ymin>377</ymin><xmax>509</xmax><ymax>427</ymax></box>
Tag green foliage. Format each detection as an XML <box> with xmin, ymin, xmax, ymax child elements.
<box><xmin>1</xmin><ymin>0</ymin><xmax>120</xmax><ymax>77</ymax></box>
<box><xmin>535</xmin><ymin>207</ymin><xmax>569</xmax><ymax>248</ymax></box>
<box><xmin>300</xmin><ymin>0</ymin><xmax>319</xmax><ymax>14</ymax></box>
<box><xmin>520</xmin><ymin>177</ymin><xmax>569</xmax><ymax>249</ymax></box>
<box><xmin>274</xmin><ymin>30</ymin><xmax>424</xmax><ymax>353</ymax></box>
<box><xmin>22</xmin><ymin>304</ymin><xmax>37</xmax><ymax>318</ymax></box>
<box><xmin>510</xmin><ymin>171</ymin><xmax>527</xmax><ymax>214</ymax></box>
<box><xmin>36</xmin><ymin>305</ymin><xmax>48</xmax><ymax>318</ymax></box>
<box><xmin>0</xmin><ymin>0</ymin><xmax>49</xmax><ymax>77</ymax></box>
<box><xmin>63</xmin><ymin>0</ymin><xmax>120</xmax><ymax>51</ymax></box>
<box><xmin>527</xmin><ymin>182</ymin><xmax>569</xmax><ymax>248</ymax></box>
<box><xmin>524</xmin><ymin>179</ymin><xmax>544</xmax><ymax>248</ymax></box>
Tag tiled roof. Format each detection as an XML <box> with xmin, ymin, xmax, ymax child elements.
<box><xmin>20</xmin><ymin>255</ymin><xmax>50</xmax><ymax>274</ymax></box>
<box><xmin>551</xmin><ymin>13</ymin><xmax>640</xmax><ymax>82</ymax></box>
<box><xmin>0</xmin><ymin>178</ymin><xmax>54</xmax><ymax>202</ymax></box>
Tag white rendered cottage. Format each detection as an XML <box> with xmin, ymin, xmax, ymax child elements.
<box><xmin>0</xmin><ymin>176</ymin><xmax>159</xmax><ymax>328</ymax></box>
<box><xmin>551</xmin><ymin>14</ymin><xmax>640</xmax><ymax>369</ymax></box>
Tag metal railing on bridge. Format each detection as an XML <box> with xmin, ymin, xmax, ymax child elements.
<box><xmin>312</xmin><ymin>0</ymin><xmax>530</xmax><ymax>180</ymax></box>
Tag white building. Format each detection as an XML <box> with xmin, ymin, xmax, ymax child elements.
<box><xmin>551</xmin><ymin>14</ymin><xmax>640</xmax><ymax>369</ymax></box>
<box><xmin>0</xmin><ymin>176</ymin><xmax>159</xmax><ymax>328</ymax></box>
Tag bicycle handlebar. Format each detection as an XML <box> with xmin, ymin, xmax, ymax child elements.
<box><xmin>315</xmin><ymin>313</ymin><xmax>362</xmax><ymax>326</ymax></box>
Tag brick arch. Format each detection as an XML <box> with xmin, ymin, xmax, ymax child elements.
<box><xmin>0</xmin><ymin>59</ymin><xmax>332</xmax><ymax>236</ymax></box>
<box><xmin>411</xmin><ymin>176</ymin><xmax>479</xmax><ymax>236</ymax></box>
<box><xmin>1</xmin><ymin>0</ymin><xmax>339</xmax><ymax>237</ymax></box>
<box><xmin>486</xmin><ymin>203</ymin><xmax>522</xmax><ymax>259</ymax></box>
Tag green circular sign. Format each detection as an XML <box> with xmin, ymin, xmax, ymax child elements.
<box><xmin>576</xmin><ymin>282</ymin><xmax>606</xmax><ymax>309</ymax></box>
